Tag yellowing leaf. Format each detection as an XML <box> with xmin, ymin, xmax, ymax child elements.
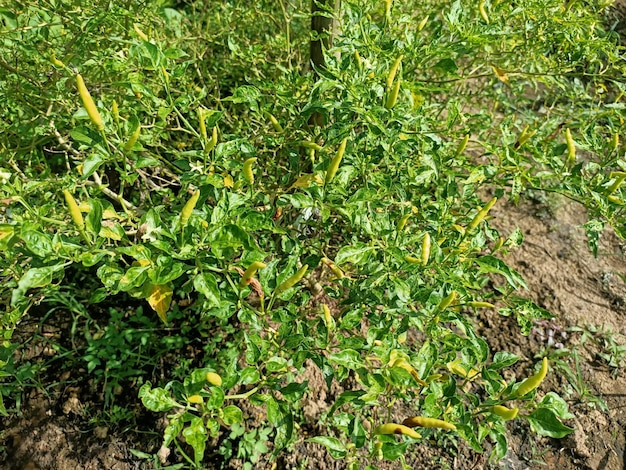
<box><xmin>147</xmin><ymin>284</ymin><xmax>173</xmax><ymax>323</ymax></box>
<box><xmin>491</xmin><ymin>65</ymin><xmax>509</xmax><ymax>84</ymax></box>
<box><xmin>223</xmin><ymin>174</ymin><xmax>234</xmax><ymax>188</ymax></box>
<box><xmin>289</xmin><ymin>173</ymin><xmax>323</xmax><ymax>189</ymax></box>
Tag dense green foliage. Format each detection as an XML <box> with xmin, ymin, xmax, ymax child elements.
<box><xmin>1</xmin><ymin>0</ymin><xmax>625</xmax><ymax>467</ymax></box>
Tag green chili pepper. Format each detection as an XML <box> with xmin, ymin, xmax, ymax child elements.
<box><xmin>275</xmin><ymin>264</ymin><xmax>308</xmax><ymax>295</ymax></box>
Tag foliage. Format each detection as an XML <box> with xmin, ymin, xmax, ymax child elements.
<box><xmin>1</xmin><ymin>0</ymin><xmax>625</xmax><ymax>467</ymax></box>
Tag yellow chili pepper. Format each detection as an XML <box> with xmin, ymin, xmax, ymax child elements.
<box><xmin>63</xmin><ymin>189</ymin><xmax>85</xmax><ymax>231</ymax></box>
<box><xmin>390</xmin><ymin>357</ymin><xmax>428</xmax><ymax>386</ymax></box>
<box><xmin>421</xmin><ymin>233</ymin><xmax>431</xmax><ymax>266</ymax></box>
<box><xmin>384</xmin><ymin>0</ymin><xmax>393</xmax><ymax>18</ymax></box>
<box><xmin>205</xmin><ymin>126</ymin><xmax>218</xmax><ymax>153</ymax></box>
<box><xmin>322</xmin><ymin>304</ymin><xmax>335</xmax><ymax>331</ymax></box>
<box><xmin>401</xmin><ymin>416</ymin><xmax>457</xmax><ymax>431</ymax></box>
<box><xmin>243</xmin><ymin>157</ymin><xmax>257</xmax><ymax>184</ymax></box>
<box><xmin>275</xmin><ymin>264</ymin><xmax>308</xmax><ymax>295</ymax></box>
<box><xmin>374</xmin><ymin>423</ymin><xmax>421</xmax><ymax>439</ymax></box>
<box><xmin>206</xmin><ymin>372</ymin><xmax>223</xmax><ymax>387</ymax></box>
<box><xmin>488</xmin><ymin>405</ymin><xmax>519</xmax><ymax>420</ymax></box>
<box><xmin>198</xmin><ymin>108</ymin><xmax>208</xmax><ymax>143</ymax></box>
<box><xmin>239</xmin><ymin>261</ymin><xmax>267</xmax><ymax>288</ymax></box>
<box><xmin>405</xmin><ymin>255</ymin><xmax>421</xmax><ymax>264</ymax></box>
<box><xmin>321</xmin><ymin>257</ymin><xmax>344</xmax><ymax>279</ymax></box>
<box><xmin>325</xmin><ymin>137</ymin><xmax>348</xmax><ymax>184</ymax></box>
<box><xmin>76</xmin><ymin>73</ymin><xmax>104</xmax><ymax>131</ymax></box>
<box><xmin>133</xmin><ymin>23</ymin><xmax>149</xmax><ymax>42</ymax></box>
<box><xmin>187</xmin><ymin>395</ymin><xmax>203</xmax><ymax>404</ymax></box>
<box><xmin>265</xmin><ymin>111</ymin><xmax>283</xmax><ymax>133</ymax></box>
<box><xmin>299</xmin><ymin>141</ymin><xmax>323</xmax><ymax>151</ymax></box>
<box><xmin>479</xmin><ymin>0</ymin><xmax>490</xmax><ymax>24</ymax></box>
<box><xmin>111</xmin><ymin>100</ymin><xmax>119</xmax><ymax>123</ymax></box>
<box><xmin>467</xmin><ymin>301</ymin><xmax>495</xmax><ymax>309</ymax></box>
<box><xmin>515</xmin><ymin>357</ymin><xmax>548</xmax><ymax>397</ymax></box>
<box><xmin>417</xmin><ymin>15</ymin><xmax>429</xmax><ymax>32</ymax></box>
<box><xmin>565</xmin><ymin>128</ymin><xmax>576</xmax><ymax>167</ymax></box>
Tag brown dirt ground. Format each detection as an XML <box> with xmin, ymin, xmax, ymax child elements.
<box><xmin>1</xmin><ymin>194</ymin><xmax>625</xmax><ymax>470</ymax></box>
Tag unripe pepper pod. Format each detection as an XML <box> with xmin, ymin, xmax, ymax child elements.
<box><xmin>275</xmin><ymin>264</ymin><xmax>308</xmax><ymax>295</ymax></box>
<box><xmin>206</xmin><ymin>372</ymin><xmax>223</xmax><ymax>387</ymax></box>
<box><xmin>386</xmin><ymin>55</ymin><xmax>403</xmax><ymax>90</ymax></box>
<box><xmin>385</xmin><ymin>77</ymin><xmax>401</xmax><ymax>109</ymax></box>
<box><xmin>401</xmin><ymin>416</ymin><xmax>456</xmax><ymax>431</ymax></box>
<box><xmin>325</xmin><ymin>137</ymin><xmax>348</xmax><ymax>184</ymax></box>
<box><xmin>123</xmin><ymin>125</ymin><xmax>141</xmax><ymax>153</ymax></box>
<box><xmin>243</xmin><ymin>158</ymin><xmax>257</xmax><ymax>184</ymax></box>
<box><xmin>63</xmin><ymin>189</ymin><xmax>84</xmax><ymax>231</ymax></box>
<box><xmin>239</xmin><ymin>261</ymin><xmax>267</xmax><ymax>288</ymax></box>
<box><xmin>606</xmin><ymin>171</ymin><xmax>626</xmax><ymax>195</ymax></box>
<box><xmin>437</xmin><ymin>291</ymin><xmax>457</xmax><ymax>312</ymax></box>
<box><xmin>76</xmin><ymin>73</ymin><xmax>104</xmax><ymax>131</ymax></box>
<box><xmin>180</xmin><ymin>189</ymin><xmax>201</xmax><ymax>228</ymax></box>
<box><xmin>396</xmin><ymin>213</ymin><xmax>411</xmax><ymax>232</ymax></box>
<box><xmin>467</xmin><ymin>197</ymin><xmax>497</xmax><ymax>232</ymax></box>
<box><xmin>515</xmin><ymin>357</ymin><xmax>548</xmax><ymax>397</ymax></box>
<box><xmin>417</xmin><ymin>15</ymin><xmax>429</xmax><ymax>32</ymax></box>
<box><xmin>455</xmin><ymin>134</ymin><xmax>469</xmax><ymax>156</ymax></box>
<box><xmin>488</xmin><ymin>405</ymin><xmax>519</xmax><ymax>420</ymax></box>
<box><xmin>374</xmin><ymin>423</ymin><xmax>421</xmax><ymax>439</ymax></box>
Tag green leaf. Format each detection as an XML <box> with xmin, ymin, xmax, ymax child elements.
<box><xmin>539</xmin><ymin>392</ymin><xmax>575</xmax><ymax>420</ymax></box>
<box><xmin>182</xmin><ymin>416</ymin><xmax>207</xmax><ymax>465</ymax></box>
<box><xmin>21</xmin><ymin>229</ymin><xmax>53</xmax><ymax>257</ymax></box>
<box><xmin>490</xmin><ymin>352</ymin><xmax>519</xmax><ymax>370</ymax></box>
<box><xmin>11</xmin><ymin>264</ymin><xmax>65</xmax><ymax>306</ymax></box>
<box><xmin>335</xmin><ymin>243</ymin><xmax>375</xmax><ymax>266</ymax></box>
<box><xmin>475</xmin><ymin>255</ymin><xmax>528</xmax><ymax>290</ymax></box>
<box><xmin>306</xmin><ymin>436</ymin><xmax>347</xmax><ymax>459</ymax></box>
<box><xmin>138</xmin><ymin>383</ymin><xmax>180</xmax><ymax>412</ymax></box>
<box><xmin>81</xmin><ymin>153</ymin><xmax>105</xmax><ymax>178</ymax></box>
<box><xmin>526</xmin><ymin>407</ymin><xmax>574</xmax><ymax>438</ymax></box>
<box><xmin>329</xmin><ymin>349</ymin><xmax>362</xmax><ymax>370</ymax></box>
<box><xmin>193</xmin><ymin>272</ymin><xmax>221</xmax><ymax>307</ymax></box>
<box><xmin>266</xmin><ymin>356</ymin><xmax>288</xmax><ymax>372</ymax></box>
<box><xmin>222</xmin><ymin>405</ymin><xmax>243</xmax><ymax>425</ymax></box>
<box><xmin>85</xmin><ymin>199</ymin><xmax>103</xmax><ymax>236</ymax></box>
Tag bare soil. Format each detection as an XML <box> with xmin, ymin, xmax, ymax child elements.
<box><xmin>1</xmin><ymin>194</ymin><xmax>625</xmax><ymax>470</ymax></box>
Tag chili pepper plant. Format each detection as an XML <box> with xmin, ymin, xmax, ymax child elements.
<box><xmin>0</xmin><ymin>0</ymin><xmax>625</xmax><ymax>467</ymax></box>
